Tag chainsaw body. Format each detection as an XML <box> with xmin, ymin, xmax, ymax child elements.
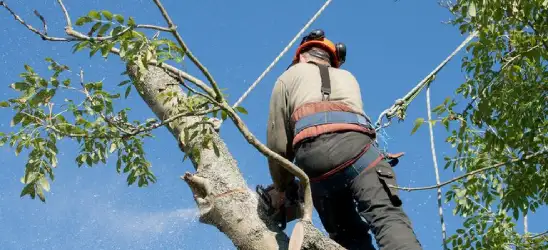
<box><xmin>256</xmin><ymin>179</ymin><xmax>304</xmax><ymax>230</ymax></box>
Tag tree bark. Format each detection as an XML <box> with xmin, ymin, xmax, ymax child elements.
<box><xmin>126</xmin><ymin>64</ymin><xmax>344</xmax><ymax>250</ymax></box>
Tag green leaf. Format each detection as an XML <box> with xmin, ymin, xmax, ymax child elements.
<box><xmin>221</xmin><ymin>110</ymin><xmax>228</xmax><ymax>121</ymax></box>
<box><xmin>36</xmin><ymin>187</ymin><xmax>45</xmax><ymax>202</ymax></box>
<box><xmin>109</xmin><ymin>143</ymin><xmax>117</xmax><ymax>153</ymax></box>
<box><xmin>127</xmin><ymin>17</ymin><xmax>136</xmax><ymax>27</ymax></box>
<box><xmin>20</xmin><ymin>183</ymin><xmax>35</xmax><ymax>198</ymax></box>
<box><xmin>24</xmin><ymin>64</ymin><xmax>34</xmax><ymax>72</ymax></box>
<box><xmin>212</xmin><ymin>142</ymin><xmax>220</xmax><ymax>157</ymax></box>
<box><xmin>411</xmin><ymin>117</ymin><xmax>424</xmax><ymax>135</ymax></box>
<box><xmin>11</xmin><ymin>112</ymin><xmax>24</xmax><ymax>127</ymax></box>
<box><xmin>101</xmin><ymin>42</ymin><xmax>115</xmax><ymax>58</ymax></box>
<box><xmin>114</xmin><ymin>14</ymin><xmax>124</xmax><ymax>24</ymax></box>
<box><xmin>118</xmin><ymin>80</ymin><xmax>131</xmax><ymax>86</ymax></box>
<box><xmin>0</xmin><ymin>101</ymin><xmax>9</xmax><ymax>108</ymax></box>
<box><xmin>98</xmin><ymin>23</ymin><xmax>112</xmax><ymax>37</ymax></box>
<box><xmin>88</xmin><ymin>10</ymin><xmax>101</xmax><ymax>20</ymax></box>
<box><xmin>88</xmin><ymin>22</ymin><xmax>102</xmax><ymax>36</ymax></box>
<box><xmin>39</xmin><ymin>176</ymin><xmax>50</xmax><ymax>192</ymax></box>
<box><xmin>101</xmin><ymin>10</ymin><xmax>113</xmax><ymax>21</ymax></box>
<box><xmin>75</xmin><ymin>16</ymin><xmax>93</xmax><ymax>26</ymax></box>
<box><xmin>124</xmin><ymin>85</ymin><xmax>132</xmax><ymax>99</ymax></box>
<box><xmin>116</xmin><ymin>158</ymin><xmax>122</xmax><ymax>173</ymax></box>
<box><xmin>10</xmin><ymin>81</ymin><xmax>29</xmax><ymax>91</ymax></box>
<box><xmin>235</xmin><ymin>106</ymin><xmax>248</xmax><ymax>115</ymax></box>
<box><xmin>468</xmin><ymin>2</ymin><xmax>476</xmax><ymax>17</ymax></box>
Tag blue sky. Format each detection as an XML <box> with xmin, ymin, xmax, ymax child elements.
<box><xmin>0</xmin><ymin>0</ymin><xmax>545</xmax><ymax>249</ymax></box>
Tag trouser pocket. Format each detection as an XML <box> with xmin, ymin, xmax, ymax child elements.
<box><xmin>374</xmin><ymin>162</ymin><xmax>402</xmax><ymax>207</ymax></box>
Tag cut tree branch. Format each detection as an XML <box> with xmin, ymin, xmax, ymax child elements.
<box><xmin>391</xmin><ymin>150</ymin><xmax>547</xmax><ymax>191</ymax></box>
<box><xmin>151</xmin><ymin>0</ymin><xmax>224</xmax><ymax>101</ymax></box>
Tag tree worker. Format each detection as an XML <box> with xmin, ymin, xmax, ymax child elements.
<box><xmin>265</xmin><ymin>29</ymin><xmax>423</xmax><ymax>250</ymax></box>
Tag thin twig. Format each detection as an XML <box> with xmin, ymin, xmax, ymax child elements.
<box><xmin>530</xmin><ymin>230</ymin><xmax>548</xmax><ymax>239</ymax></box>
<box><xmin>151</xmin><ymin>0</ymin><xmax>223</xmax><ymax>101</ymax></box>
<box><xmin>127</xmin><ymin>108</ymin><xmax>217</xmax><ymax>136</ymax></box>
<box><xmin>231</xmin><ymin>0</ymin><xmax>334</xmax><ymax>108</ymax></box>
<box><xmin>426</xmin><ymin>83</ymin><xmax>447</xmax><ymax>250</ymax></box>
<box><xmin>136</xmin><ymin>24</ymin><xmax>171</xmax><ymax>32</ymax></box>
<box><xmin>33</xmin><ymin>10</ymin><xmax>47</xmax><ymax>35</ymax></box>
<box><xmin>392</xmin><ymin>150</ymin><xmax>547</xmax><ymax>191</ymax></box>
<box><xmin>375</xmin><ymin>30</ymin><xmax>478</xmax><ymax>130</ymax></box>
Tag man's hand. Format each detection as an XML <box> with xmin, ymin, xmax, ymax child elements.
<box><xmin>268</xmin><ymin>189</ymin><xmax>286</xmax><ymax>210</ymax></box>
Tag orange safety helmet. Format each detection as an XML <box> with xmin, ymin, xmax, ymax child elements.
<box><xmin>292</xmin><ymin>29</ymin><xmax>347</xmax><ymax>68</ymax></box>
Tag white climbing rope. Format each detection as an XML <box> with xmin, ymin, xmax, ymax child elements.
<box><xmin>426</xmin><ymin>83</ymin><xmax>448</xmax><ymax>250</ymax></box>
<box><xmin>374</xmin><ymin>30</ymin><xmax>478</xmax><ymax>131</ymax></box>
<box><xmin>232</xmin><ymin>0</ymin><xmax>334</xmax><ymax>108</ymax></box>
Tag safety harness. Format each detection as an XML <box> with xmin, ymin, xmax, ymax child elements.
<box><xmin>290</xmin><ymin>62</ymin><xmax>402</xmax><ymax>182</ymax></box>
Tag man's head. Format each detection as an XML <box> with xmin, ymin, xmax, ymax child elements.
<box><xmin>291</xmin><ymin>29</ymin><xmax>347</xmax><ymax>68</ymax></box>
<box><xmin>299</xmin><ymin>47</ymin><xmax>332</xmax><ymax>66</ymax></box>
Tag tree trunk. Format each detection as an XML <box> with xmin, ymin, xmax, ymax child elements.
<box><xmin>126</xmin><ymin>64</ymin><xmax>344</xmax><ymax>250</ymax></box>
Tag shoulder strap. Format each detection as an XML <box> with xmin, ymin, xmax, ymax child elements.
<box><xmin>307</xmin><ymin>61</ymin><xmax>331</xmax><ymax>101</ymax></box>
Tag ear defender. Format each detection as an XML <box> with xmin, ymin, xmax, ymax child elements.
<box><xmin>335</xmin><ymin>42</ymin><xmax>346</xmax><ymax>66</ymax></box>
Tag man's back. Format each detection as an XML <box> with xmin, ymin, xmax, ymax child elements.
<box><xmin>267</xmin><ymin>62</ymin><xmax>371</xmax><ymax>178</ymax></box>
<box><xmin>277</xmin><ymin>62</ymin><xmax>365</xmax><ymax>119</ymax></box>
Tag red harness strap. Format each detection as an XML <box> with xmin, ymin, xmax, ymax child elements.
<box><xmin>310</xmin><ymin>143</ymin><xmax>372</xmax><ymax>182</ymax></box>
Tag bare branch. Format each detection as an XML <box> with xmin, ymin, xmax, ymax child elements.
<box><xmin>1</xmin><ymin>1</ymin><xmax>71</xmax><ymax>41</ymax></box>
<box><xmin>151</xmin><ymin>0</ymin><xmax>224</xmax><ymax>101</ymax></box>
<box><xmin>392</xmin><ymin>150</ymin><xmax>547</xmax><ymax>191</ymax></box>
<box><xmin>55</xmin><ymin>0</ymin><xmax>71</xmax><ymax>27</ymax></box>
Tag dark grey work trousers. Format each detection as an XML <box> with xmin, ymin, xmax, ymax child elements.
<box><xmin>294</xmin><ymin>132</ymin><xmax>422</xmax><ymax>250</ymax></box>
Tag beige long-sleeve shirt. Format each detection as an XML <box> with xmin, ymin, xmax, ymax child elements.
<box><xmin>266</xmin><ymin>62</ymin><xmax>366</xmax><ymax>191</ymax></box>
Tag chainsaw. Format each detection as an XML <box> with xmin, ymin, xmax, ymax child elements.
<box><xmin>256</xmin><ymin>179</ymin><xmax>304</xmax><ymax>230</ymax></box>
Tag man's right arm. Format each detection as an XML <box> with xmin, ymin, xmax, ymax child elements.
<box><xmin>266</xmin><ymin>78</ymin><xmax>295</xmax><ymax>192</ymax></box>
